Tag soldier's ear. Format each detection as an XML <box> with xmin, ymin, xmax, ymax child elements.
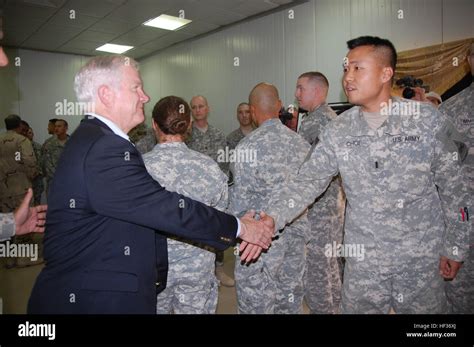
<box><xmin>381</xmin><ymin>66</ymin><xmax>394</xmax><ymax>84</ymax></box>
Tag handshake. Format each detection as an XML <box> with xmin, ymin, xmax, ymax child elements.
<box><xmin>238</xmin><ymin>210</ymin><xmax>275</xmax><ymax>263</ymax></box>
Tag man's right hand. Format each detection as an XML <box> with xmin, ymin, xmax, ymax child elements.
<box><xmin>238</xmin><ymin>210</ymin><xmax>275</xmax><ymax>250</ymax></box>
<box><xmin>14</xmin><ymin>188</ymin><xmax>47</xmax><ymax>235</ymax></box>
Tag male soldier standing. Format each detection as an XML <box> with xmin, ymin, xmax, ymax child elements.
<box><xmin>186</xmin><ymin>96</ymin><xmax>227</xmax><ymax>174</ymax></box>
<box><xmin>226</xmin><ymin>102</ymin><xmax>254</xmax><ymax>184</ymax></box>
<box><xmin>42</xmin><ymin>118</ymin><xmax>58</xmax><ymax>147</ymax></box>
<box><xmin>226</xmin><ymin>102</ymin><xmax>254</xmax><ymax>150</ymax></box>
<box><xmin>295</xmin><ymin>71</ymin><xmax>346</xmax><ymax>314</ymax></box>
<box><xmin>0</xmin><ymin>114</ymin><xmax>38</xmax><ymax>268</ymax></box>
<box><xmin>186</xmin><ymin>95</ymin><xmax>233</xmax><ymax>287</ymax></box>
<box><xmin>43</xmin><ymin>119</ymin><xmax>69</xmax><ymax>192</ymax></box>
<box><xmin>0</xmin><ymin>115</ymin><xmax>37</xmax><ymax>212</ymax></box>
<box><xmin>439</xmin><ymin>41</ymin><xmax>474</xmax><ymax>314</ymax></box>
<box><xmin>230</xmin><ymin>83</ymin><xmax>310</xmax><ymax>313</ymax></box>
<box><xmin>265</xmin><ymin>36</ymin><xmax>470</xmax><ymax>313</ymax></box>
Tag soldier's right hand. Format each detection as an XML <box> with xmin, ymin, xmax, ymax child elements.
<box><xmin>238</xmin><ymin>210</ymin><xmax>274</xmax><ymax>250</ymax></box>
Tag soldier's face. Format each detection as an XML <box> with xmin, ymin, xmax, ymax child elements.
<box><xmin>295</xmin><ymin>77</ymin><xmax>318</xmax><ymax>111</ymax></box>
<box><xmin>55</xmin><ymin>121</ymin><xmax>67</xmax><ymax>136</ymax></box>
<box><xmin>343</xmin><ymin>46</ymin><xmax>389</xmax><ymax>111</ymax></box>
<box><xmin>48</xmin><ymin>122</ymin><xmax>56</xmax><ymax>134</ymax></box>
<box><xmin>19</xmin><ymin>124</ymin><xmax>29</xmax><ymax>137</ymax></box>
<box><xmin>27</xmin><ymin>128</ymin><xmax>34</xmax><ymax>141</ymax></box>
<box><xmin>190</xmin><ymin>97</ymin><xmax>209</xmax><ymax>121</ymax></box>
<box><xmin>237</xmin><ymin>104</ymin><xmax>251</xmax><ymax>126</ymax></box>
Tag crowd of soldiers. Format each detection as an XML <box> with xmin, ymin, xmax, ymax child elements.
<box><xmin>136</xmin><ymin>36</ymin><xmax>472</xmax><ymax>315</ymax></box>
<box><xmin>1</xmin><ymin>35</ymin><xmax>472</xmax><ymax>314</ymax></box>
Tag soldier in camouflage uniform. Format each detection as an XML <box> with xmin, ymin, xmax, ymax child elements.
<box><xmin>0</xmin><ymin>213</ymin><xmax>15</xmax><ymax>242</ymax></box>
<box><xmin>186</xmin><ymin>95</ymin><xmax>234</xmax><ymax>287</ymax></box>
<box><xmin>143</xmin><ymin>96</ymin><xmax>228</xmax><ymax>314</ymax></box>
<box><xmin>266</xmin><ymin>36</ymin><xmax>471</xmax><ymax>314</ymax></box>
<box><xmin>295</xmin><ymin>72</ymin><xmax>346</xmax><ymax>314</ymax></box>
<box><xmin>186</xmin><ymin>95</ymin><xmax>228</xmax><ymax>175</ymax></box>
<box><xmin>0</xmin><ymin>115</ymin><xmax>37</xmax><ymax>213</ymax></box>
<box><xmin>226</xmin><ymin>102</ymin><xmax>254</xmax><ymax>184</ymax></box>
<box><xmin>26</xmin><ymin>127</ymin><xmax>44</xmax><ymax>205</ymax></box>
<box><xmin>226</xmin><ymin>102</ymin><xmax>254</xmax><ymax>150</ymax></box>
<box><xmin>135</xmin><ymin>127</ymin><xmax>156</xmax><ymax>154</ymax></box>
<box><xmin>43</xmin><ymin>119</ymin><xmax>69</xmax><ymax>192</ymax></box>
<box><xmin>439</xmin><ymin>42</ymin><xmax>474</xmax><ymax>314</ymax></box>
<box><xmin>229</xmin><ymin>83</ymin><xmax>310</xmax><ymax>314</ymax></box>
<box><xmin>0</xmin><ymin>115</ymin><xmax>38</xmax><ymax>268</ymax></box>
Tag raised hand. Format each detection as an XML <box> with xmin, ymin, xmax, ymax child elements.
<box><xmin>14</xmin><ymin>188</ymin><xmax>48</xmax><ymax>235</ymax></box>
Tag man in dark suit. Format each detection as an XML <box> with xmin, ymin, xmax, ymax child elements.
<box><xmin>28</xmin><ymin>55</ymin><xmax>274</xmax><ymax>314</ymax></box>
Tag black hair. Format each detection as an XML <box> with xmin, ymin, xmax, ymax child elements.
<box><xmin>4</xmin><ymin>114</ymin><xmax>21</xmax><ymax>130</ymax></box>
<box><xmin>347</xmin><ymin>36</ymin><xmax>397</xmax><ymax>71</ymax></box>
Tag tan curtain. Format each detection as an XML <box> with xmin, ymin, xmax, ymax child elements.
<box><xmin>392</xmin><ymin>38</ymin><xmax>473</xmax><ymax>96</ymax></box>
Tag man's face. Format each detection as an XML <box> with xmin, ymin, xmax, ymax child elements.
<box><xmin>237</xmin><ymin>104</ymin><xmax>251</xmax><ymax>126</ymax></box>
<box><xmin>190</xmin><ymin>97</ymin><xmax>209</xmax><ymax>121</ymax></box>
<box><xmin>295</xmin><ymin>77</ymin><xmax>318</xmax><ymax>111</ymax></box>
<box><xmin>18</xmin><ymin>123</ymin><xmax>28</xmax><ymax>137</ymax></box>
<box><xmin>48</xmin><ymin>122</ymin><xmax>56</xmax><ymax>134</ymax></box>
<box><xmin>27</xmin><ymin>128</ymin><xmax>34</xmax><ymax>141</ymax></box>
<box><xmin>113</xmin><ymin>65</ymin><xmax>150</xmax><ymax>132</ymax></box>
<box><xmin>55</xmin><ymin>121</ymin><xmax>67</xmax><ymax>136</ymax></box>
<box><xmin>343</xmin><ymin>45</ymin><xmax>388</xmax><ymax>110</ymax></box>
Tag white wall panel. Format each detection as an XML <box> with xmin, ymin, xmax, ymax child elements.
<box><xmin>443</xmin><ymin>0</ymin><xmax>474</xmax><ymax>42</ymax></box>
<box><xmin>17</xmin><ymin>50</ymin><xmax>86</xmax><ymax>144</ymax></box>
<box><xmin>314</xmin><ymin>0</ymin><xmax>352</xmax><ymax>102</ymax></box>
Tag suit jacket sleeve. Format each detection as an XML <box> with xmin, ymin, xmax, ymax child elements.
<box><xmin>85</xmin><ymin>134</ymin><xmax>237</xmax><ymax>250</ymax></box>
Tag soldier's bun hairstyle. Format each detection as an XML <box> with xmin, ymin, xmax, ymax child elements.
<box><xmin>152</xmin><ymin>96</ymin><xmax>191</xmax><ymax>136</ymax></box>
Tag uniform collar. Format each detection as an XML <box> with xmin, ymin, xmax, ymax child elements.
<box><xmin>307</xmin><ymin>103</ymin><xmax>328</xmax><ymax>117</ymax></box>
<box><xmin>154</xmin><ymin>141</ymin><xmax>186</xmax><ymax>149</ymax></box>
<box><xmin>350</xmin><ymin>98</ymin><xmax>403</xmax><ymax>137</ymax></box>
<box><xmin>259</xmin><ymin>118</ymin><xmax>280</xmax><ymax>128</ymax></box>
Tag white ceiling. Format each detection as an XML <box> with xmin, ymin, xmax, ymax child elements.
<box><xmin>1</xmin><ymin>0</ymin><xmax>303</xmax><ymax>59</ymax></box>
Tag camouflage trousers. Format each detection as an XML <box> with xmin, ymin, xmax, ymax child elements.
<box><xmin>156</xmin><ymin>240</ymin><xmax>218</xmax><ymax>314</ymax></box>
<box><xmin>341</xmin><ymin>246</ymin><xmax>447</xmax><ymax>314</ymax></box>
<box><xmin>304</xmin><ymin>180</ymin><xmax>345</xmax><ymax>314</ymax></box>
<box><xmin>32</xmin><ymin>176</ymin><xmax>44</xmax><ymax>205</ymax></box>
<box><xmin>235</xmin><ymin>222</ymin><xmax>307</xmax><ymax>314</ymax></box>
<box><xmin>446</xmin><ymin>244</ymin><xmax>473</xmax><ymax>314</ymax></box>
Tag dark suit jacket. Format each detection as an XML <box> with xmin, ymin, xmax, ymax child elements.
<box><xmin>28</xmin><ymin>116</ymin><xmax>237</xmax><ymax>314</ymax></box>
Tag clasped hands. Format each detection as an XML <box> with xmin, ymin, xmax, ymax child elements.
<box><xmin>238</xmin><ymin>210</ymin><xmax>275</xmax><ymax>263</ymax></box>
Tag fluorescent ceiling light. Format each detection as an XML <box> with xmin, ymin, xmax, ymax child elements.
<box><xmin>95</xmin><ymin>43</ymin><xmax>134</xmax><ymax>54</ymax></box>
<box><xmin>143</xmin><ymin>14</ymin><xmax>192</xmax><ymax>31</ymax></box>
